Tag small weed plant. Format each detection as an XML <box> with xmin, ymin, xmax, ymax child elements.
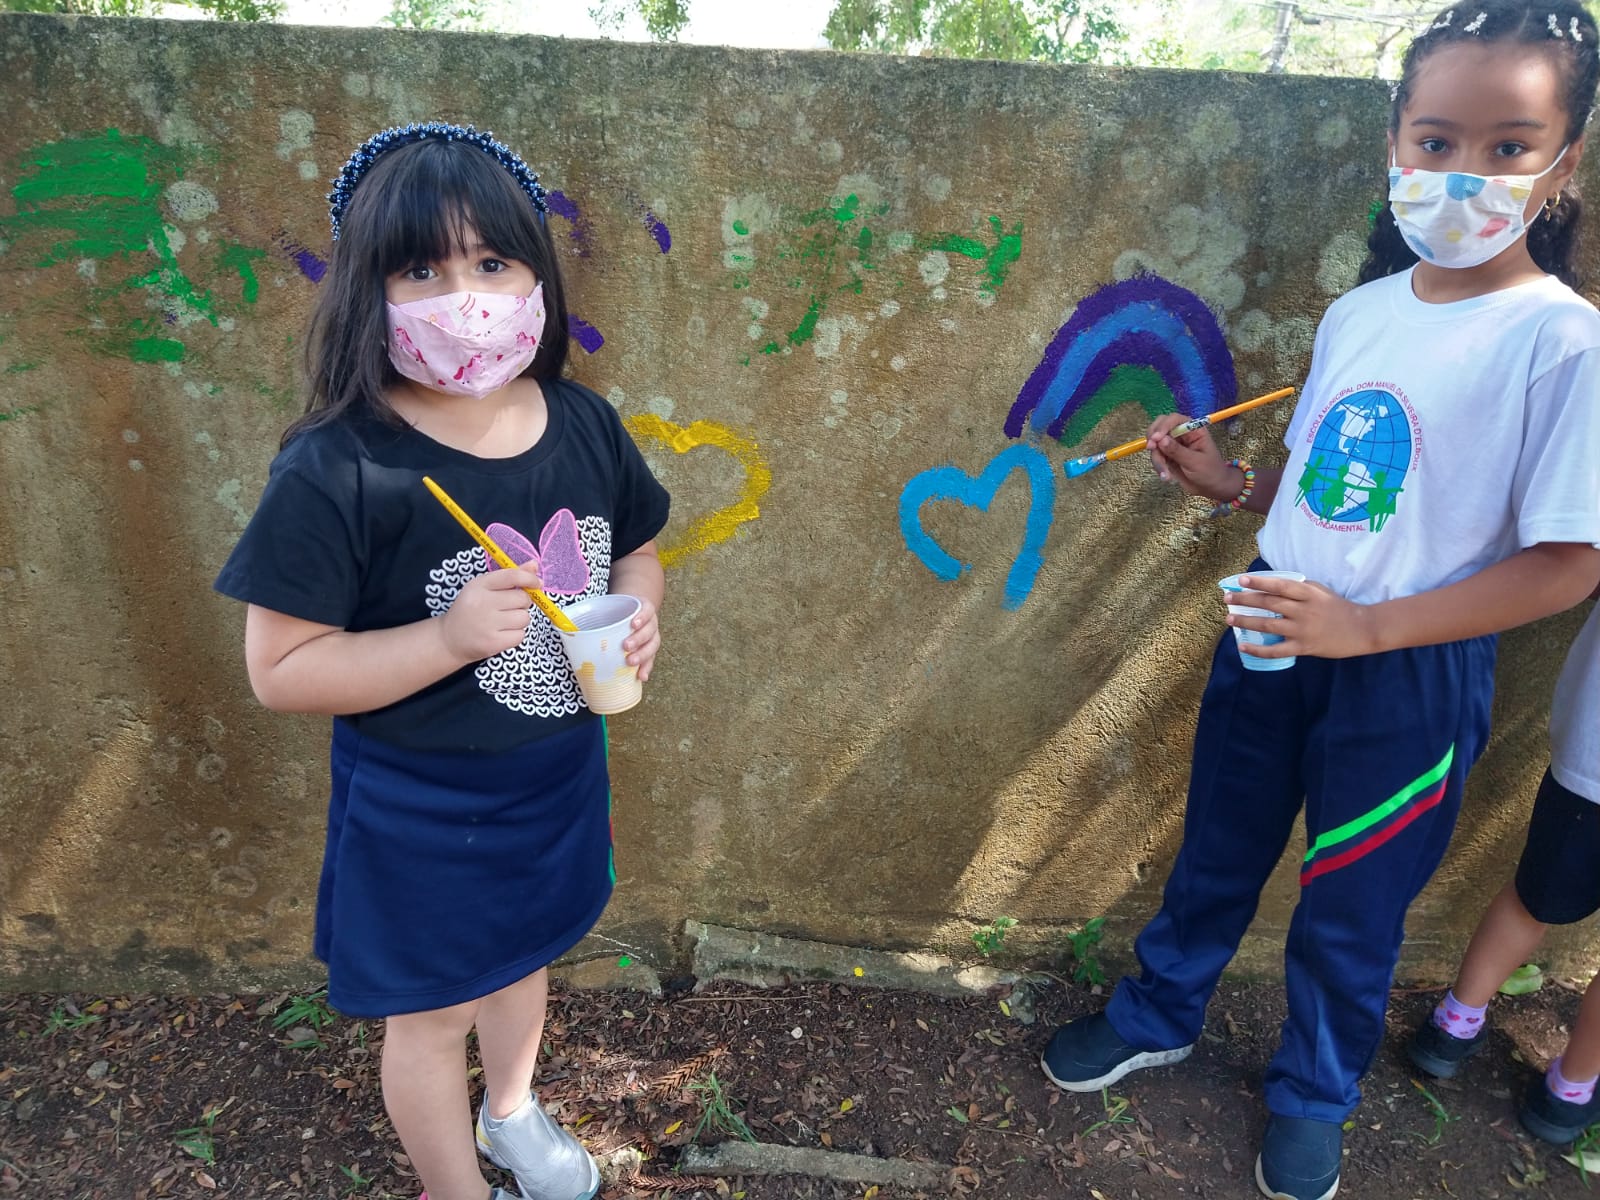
<box><xmin>1083</xmin><ymin>1087</ymin><xmax>1136</xmax><ymax>1137</ymax></box>
<box><xmin>1563</xmin><ymin>1120</ymin><xmax>1600</xmax><ymax>1178</ymax></box>
<box><xmin>1065</xmin><ymin>917</ymin><xmax>1108</xmax><ymax>987</ymax></box>
<box><xmin>688</xmin><ymin>1072</ymin><xmax>757</xmax><ymax>1144</ymax></box>
<box><xmin>1409</xmin><ymin>1078</ymin><xmax>1455</xmax><ymax>1146</ymax></box>
<box><xmin>44</xmin><ymin>1001</ymin><xmax>104</xmax><ymax>1035</ymax></box>
<box><xmin>972</xmin><ymin>916</ymin><xmax>1017</xmax><ymax>958</ymax></box>
<box><xmin>174</xmin><ymin>1098</ymin><xmax>233</xmax><ymax>1166</ymax></box>
<box><xmin>339</xmin><ymin>1163</ymin><xmax>374</xmax><ymax>1193</ymax></box>
<box><xmin>272</xmin><ymin>988</ymin><xmax>337</xmax><ymax>1049</ymax></box>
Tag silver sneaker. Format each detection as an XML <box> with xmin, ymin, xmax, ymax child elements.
<box><xmin>475</xmin><ymin>1093</ymin><xmax>601</xmax><ymax>1200</ymax></box>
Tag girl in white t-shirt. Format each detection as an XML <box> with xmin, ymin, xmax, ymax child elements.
<box><xmin>1408</xmin><ymin>588</ymin><xmax>1600</xmax><ymax>1146</ymax></box>
<box><xmin>1038</xmin><ymin>5</ymin><xmax>1600</xmax><ymax>1200</ymax></box>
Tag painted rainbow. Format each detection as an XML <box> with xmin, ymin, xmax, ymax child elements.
<box><xmin>1004</xmin><ymin>275</ymin><xmax>1236</xmax><ymax>442</ymax></box>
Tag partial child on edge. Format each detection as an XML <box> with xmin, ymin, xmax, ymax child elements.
<box><xmin>1039</xmin><ymin>5</ymin><xmax>1600</xmax><ymax>1200</ymax></box>
<box><xmin>1408</xmin><ymin>582</ymin><xmax>1600</xmax><ymax>1145</ymax></box>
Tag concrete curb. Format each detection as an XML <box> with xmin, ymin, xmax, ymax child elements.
<box><xmin>679</xmin><ymin>1141</ymin><xmax>949</xmax><ymax>1190</ymax></box>
<box><xmin>686</xmin><ymin>920</ymin><xmax>1022</xmax><ymax>997</ymax></box>
<box><xmin>551</xmin><ymin>955</ymin><xmax>664</xmax><ymax>995</ymax></box>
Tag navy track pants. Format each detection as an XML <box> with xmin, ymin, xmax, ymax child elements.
<box><xmin>1105</xmin><ymin>617</ymin><xmax>1496</xmax><ymax>1121</ymax></box>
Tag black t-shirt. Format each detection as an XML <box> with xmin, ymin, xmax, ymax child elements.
<box><xmin>215</xmin><ymin>378</ymin><xmax>670</xmax><ymax>752</ymax></box>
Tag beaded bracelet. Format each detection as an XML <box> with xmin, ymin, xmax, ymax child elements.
<box><xmin>1209</xmin><ymin>458</ymin><xmax>1255</xmax><ymax>518</ymax></box>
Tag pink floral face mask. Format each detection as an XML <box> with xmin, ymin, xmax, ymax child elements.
<box><xmin>386</xmin><ymin>284</ymin><xmax>546</xmax><ymax>398</ymax></box>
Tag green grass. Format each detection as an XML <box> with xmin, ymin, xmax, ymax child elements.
<box><xmin>1409</xmin><ymin>1078</ymin><xmax>1455</xmax><ymax>1146</ymax></box>
<box><xmin>688</xmin><ymin>1072</ymin><xmax>757</xmax><ymax>1144</ymax></box>
<box><xmin>1083</xmin><ymin>1087</ymin><xmax>1136</xmax><ymax>1137</ymax></box>
<box><xmin>270</xmin><ymin>989</ymin><xmax>337</xmax><ymax>1049</ymax></box>
<box><xmin>43</xmin><ymin>1001</ymin><xmax>103</xmax><ymax>1035</ymax></box>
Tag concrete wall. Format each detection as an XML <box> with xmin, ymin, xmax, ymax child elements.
<box><xmin>1</xmin><ymin>13</ymin><xmax>1594</xmax><ymax>993</ymax></box>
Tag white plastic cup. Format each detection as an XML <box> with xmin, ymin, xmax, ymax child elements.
<box><xmin>1218</xmin><ymin>570</ymin><xmax>1307</xmax><ymax>672</ymax></box>
<box><xmin>556</xmin><ymin>594</ymin><xmax>644</xmax><ymax>714</ymax></box>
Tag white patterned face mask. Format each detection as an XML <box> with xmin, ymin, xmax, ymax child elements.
<box><xmin>1387</xmin><ymin>146</ymin><xmax>1567</xmax><ymax>269</ymax></box>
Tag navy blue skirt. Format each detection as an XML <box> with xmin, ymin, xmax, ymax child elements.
<box><xmin>315</xmin><ymin>717</ymin><xmax>613</xmax><ymax>1018</ymax></box>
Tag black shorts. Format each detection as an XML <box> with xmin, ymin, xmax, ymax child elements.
<box><xmin>1513</xmin><ymin>767</ymin><xmax>1600</xmax><ymax>925</ymax></box>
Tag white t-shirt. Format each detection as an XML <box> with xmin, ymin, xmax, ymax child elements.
<box><xmin>1258</xmin><ymin>269</ymin><xmax>1600</xmax><ymax>605</ymax></box>
<box><xmin>1551</xmin><ymin>601</ymin><xmax>1600</xmax><ymax>804</ymax></box>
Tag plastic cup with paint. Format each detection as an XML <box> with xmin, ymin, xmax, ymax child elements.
<box><xmin>556</xmin><ymin>594</ymin><xmax>644</xmax><ymax>714</ymax></box>
<box><xmin>1218</xmin><ymin>570</ymin><xmax>1307</xmax><ymax>672</ymax></box>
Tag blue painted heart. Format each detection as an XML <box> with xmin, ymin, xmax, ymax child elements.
<box><xmin>898</xmin><ymin>443</ymin><xmax>1057</xmax><ymax>611</ymax></box>
<box><xmin>1445</xmin><ymin>173</ymin><xmax>1486</xmax><ymax>200</ymax></box>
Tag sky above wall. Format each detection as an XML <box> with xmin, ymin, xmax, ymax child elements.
<box><xmin>278</xmin><ymin>0</ymin><xmax>837</xmax><ymax>47</ymax></box>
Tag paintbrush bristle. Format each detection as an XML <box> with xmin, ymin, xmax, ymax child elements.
<box><xmin>1063</xmin><ymin>456</ymin><xmax>1101</xmax><ymax>479</ymax></box>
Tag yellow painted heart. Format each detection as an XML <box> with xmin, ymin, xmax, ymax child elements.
<box><xmin>624</xmin><ymin>413</ymin><xmax>772</xmax><ymax>567</ymax></box>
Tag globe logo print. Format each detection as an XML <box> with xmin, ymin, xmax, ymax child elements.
<box><xmin>1295</xmin><ymin>388</ymin><xmax>1412</xmax><ymax>532</ymax></box>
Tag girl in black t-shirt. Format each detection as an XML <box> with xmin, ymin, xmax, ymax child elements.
<box><xmin>216</xmin><ymin>124</ymin><xmax>668</xmax><ymax>1200</ymax></box>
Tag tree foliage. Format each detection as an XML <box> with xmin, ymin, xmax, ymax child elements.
<box><xmin>1170</xmin><ymin>1</ymin><xmax>1444</xmax><ymax>78</ymax></box>
<box><xmin>587</xmin><ymin>0</ymin><xmax>691</xmax><ymax>41</ymax></box>
<box><xmin>2</xmin><ymin>0</ymin><xmax>281</xmax><ymax>16</ymax></box>
<box><xmin>382</xmin><ymin>0</ymin><xmax>484</xmax><ymax>31</ymax></box>
<box><xmin>822</xmin><ymin>0</ymin><xmax>1181</xmax><ymax>66</ymax></box>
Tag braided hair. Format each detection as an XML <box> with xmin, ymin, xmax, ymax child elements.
<box><xmin>1358</xmin><ymin>1</ymin><xmax>1600</xmax><ymax>288</ymax></box>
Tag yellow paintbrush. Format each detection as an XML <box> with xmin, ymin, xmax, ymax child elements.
<box><xmin>422</xmin><ymin>476</ymin><xmax>580</xmax><ymax>634</ymax></box>
<box><xmin>1063</xmin><ymin>386</ymin><xmax>1296</xmax><ymax>478</ymax></box>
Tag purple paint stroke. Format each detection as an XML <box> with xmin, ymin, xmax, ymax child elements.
<box><xmin>273</xmin><ymin>232</ymin><xmax>328</xmax><ymax>283</ymax></box>
<box><xmin>546</xmin><ymin>189</ymin><xmax>594</xmax><ymax>257</ymax></box>
<box><xmin>292</xmin><ymin>249</ymin><xmax>328</xmax><ymax>284</ymax></box>
<box><xmin>570</xmin><ymin>315</ymin><xmax>605</xmax><ymax>354</ymax></box>
<box><xmin>637</xmin><ymin>204</ymin><xmax>671</xmax><ymax>253</ymax></box>
<box><xmin>1004</xmin><ymin>275</ymin><xmax>1235</xmax><ymax>440</ymax></box>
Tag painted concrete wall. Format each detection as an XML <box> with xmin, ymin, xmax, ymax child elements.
<box><xmin>1</xmin><ymin>13</ymin><xmax>1594</xmax><ymax>993</ymax></box>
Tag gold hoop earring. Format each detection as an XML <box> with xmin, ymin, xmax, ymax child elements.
<box><xmin>1545</xmin><ymin>192</ymin><xmax>1565</xmax><ymax>219</ymax></box>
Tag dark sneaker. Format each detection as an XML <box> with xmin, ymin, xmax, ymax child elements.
<box><xmin>1520</xmin><ymin>1076</ymin><xmax>1600</xmax><ymax>1144</ymax></box>
<box><xmin>1040</xmin><ymin>1012</ymin><xmax>1192</xmax><ymax>1092</ymax></box>
<box><xmin>1407</xmin><ymin>1016</ymin><xmax>1487</xmax><ymax>1079</ymax></box>
<box><xmin>1255</xmin><ymin>1115</ymin><xmax>1341</xmax><ymax>1200</ymax></box>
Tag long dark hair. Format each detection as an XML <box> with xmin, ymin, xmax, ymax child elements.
<box><xmin>284</xmin><ymin>136</ymin><xmax>571</xmax><ymax>446</ymax></box>
<box><xmin>1359</xmin><ymin>0</ymin><xmax>1600</xmax><ymax>289</ymax></box>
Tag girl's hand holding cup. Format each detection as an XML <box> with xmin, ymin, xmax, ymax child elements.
<box><xmin>623</xmin><ymin>597</ymin><xmax>661</xmax><ymax>683</ymax></box>
<box><xmin>1228</xmin><ymin>573</ymin><xmax>1382</xmax><ymax>662</ymax></box>
<box><xmin>440</xmin><ymin>566</ymin><xmax>544</xmax><ymax>663</ymax></box>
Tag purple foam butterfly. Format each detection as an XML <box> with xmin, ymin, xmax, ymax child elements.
<box><xmin>486</xmin><ymin>509</ymin><xmax>591</xmax><ymax>595</ymax></box>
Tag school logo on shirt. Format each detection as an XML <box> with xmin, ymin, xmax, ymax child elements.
<box><xmin>1294</xmin><ymin>383</ymin><xmax>1420</xmax><ymax>533</ymax></box>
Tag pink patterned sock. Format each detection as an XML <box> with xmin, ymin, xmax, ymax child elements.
<box><xmin>1431</xmin><ymin>989</ymin><xmax>1488</xmax><ymax>1040</ymax></box>
<box><xmin>1548</xmin><ymin>1057</ymin><xmax>1599</xmax><ymax>1105</ymax></box>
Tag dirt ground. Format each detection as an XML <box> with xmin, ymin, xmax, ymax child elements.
<box><xmin>3</xmin><ymin>972</ymin><xmax>1599</xmax><ymax>1199</ymax></box>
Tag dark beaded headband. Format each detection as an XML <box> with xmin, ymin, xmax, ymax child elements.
<box><xmin>326</xmin><ymin>121</ymin><xmax>549</xmax><ymax>241</ymax></box>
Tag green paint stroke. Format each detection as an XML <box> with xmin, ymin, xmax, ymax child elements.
<box><xmin>741</xmin><ymin>194</ymin><xmax>1025</xmax><ymax>360</ymax></box>
<box><xmin>129</xmin><ymin>336</ymin><xmax>185</xmax><ymax>363</ymax></box>
<box><xmin>217</xmin><ymin>242</ymin><xmax>266</xmax><ymax>304</ymax></box>
<box><xmin>5</xmin><ymin>129</ymin><xmax>183</xmax><ymax>266</ymax></box>
<box><xmin>921</xmin><ymin>215</ymin><xmax>1024</xmax><ymax>297</ymax></box>
<box><xmin>1</xmin><ymin>130</ymin><xmax>257</xmax><ymax>365</ymax></box>
<box><xmin>764</xmin><ymin>192</ymin><xmax>891</xmax><ymax>349</ymax></box>
<box><xmin>3</xmin><ymin>361</ymin><xmax>39</xmax><ymax>375</ymax></box>
<box><xmin>0</xmin><ymin>405</ymin><xmax>40</xmax><ymax>424</ymax></box>
<box><xmin>1056</xmin><ymin>364</ymin><xmax>1176</xmax><ymax>449</ymax></box>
